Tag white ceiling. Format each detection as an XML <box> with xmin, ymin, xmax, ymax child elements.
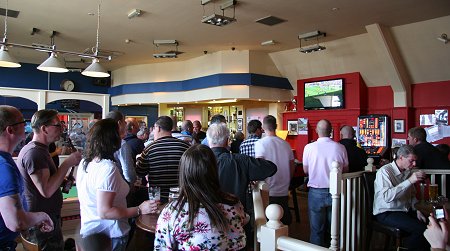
<box><xmin>2</xmin><ymin>0</ymin><xmax>450</xmax><ymax>71</ymax></box>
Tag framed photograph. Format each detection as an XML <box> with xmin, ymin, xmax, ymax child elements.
<box><xmin>287</xmin><ymin>120</ymin><xmax>298</xmax><ymax>135</ymax></box>
<box><xmin>237</xmin><ymin>118</ymin><xmax>243</xmax><ymax>131</ymax></box>
<box><xmin>394</xmin><ymin>119</ymin><xmax>405</xmax><ymax>133</ymax></box>
<box><xmin>392</xmin><ymin>138</ymin><xmax>407</xmax><ymax>148</ymax></box>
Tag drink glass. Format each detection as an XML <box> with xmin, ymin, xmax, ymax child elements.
<box><xmin>148</xmin><ymin>186</ymin><xmax>161</xmax><ymax>202</ymax></box>
<box><xmin>428</xmin><ymin>184</ymin><xmax>438</xmax><ymax>203</ymax></box>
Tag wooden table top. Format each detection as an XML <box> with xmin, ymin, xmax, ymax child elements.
<box><xmin>136</xmin><ymin>213</ymin><xmax>160</xmax><ymax>233</ymax></box>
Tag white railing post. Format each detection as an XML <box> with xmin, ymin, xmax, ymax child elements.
<box><xmin>364</xmin><ymin>158</ymin><xmax>375</xmax><ymax>172</ymax></box>
<box><xmin>330</xmin><ymin>161</ymin><xmax>342</xmax><ymax>251</ymax></box>
<box><xmin>260</xmin><ymin>204</ymin><xmax>289</xmax><ymax>251</ymax></box>
<box><xmin>253</xmin><ymin>181</ymin><xmax>269</xmax><ymax>251</ymax></box>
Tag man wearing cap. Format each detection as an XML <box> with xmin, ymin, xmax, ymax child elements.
<box><xmin>17</xmin><ymin>109</ymin><xmax>81</xmax><ymax>250</ymax></box>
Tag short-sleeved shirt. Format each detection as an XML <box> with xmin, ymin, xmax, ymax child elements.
<box><xmin>154</xmin><ymin>201</ymin><xmax>246</xmax><ymax>250</ymax></box>
<box><xmin>0</xmin><ymin>151</ymin><xmax>27</xmax><ymax>244</ymax></box>
<box><xmin>17</xmin><ymin>141</ymin><xmax>63</xmax><ymax>217</ymax></box>
<box><xmin>255</xmin><ymin>135</ymin><xmax>294</xmax><ymax>196</ymax></box>
<box><xmin>136</xmin><ymin>136</ymin><xmax>190</xmax><ymax>202</ymax></box>
<box><xmin>77</xmin><ymin>159</ymin><xmax>130</xmax><ymax>238</ymax></box>
<box><xmin>303</xmin><ymin>137</ymin><xmax>349</xmax><ymax>188</ymax></box>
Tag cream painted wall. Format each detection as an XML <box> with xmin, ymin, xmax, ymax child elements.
<box><xmin>269</xmin><ymin>15</ymin><xmax>450</xmax><ymax>95</ymax></box>
<box><xmin>246</xmin><ymin>107</ymin><xmax>268</xmax><ymax>122</ymax></box>
<box><xmin>249</xmin><ymin>51</ymin><xmax>282</xmax><ymax>77</ymax></box>
<box><xmin>391</xmin><ymin>15</ymin><xmax>450</xmax><ymax>84</ymax></box>
<box><xmin>184</xmin><ymin>107</ymin><xmax>202</xmax><ymax>122</ymax></box>
<box><xmin>112</xmin><ymin>50</ymin><xmax>251</xmax><ymax>86</ymax></box>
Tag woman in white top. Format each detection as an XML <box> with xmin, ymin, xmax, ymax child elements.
<box><xmin>154</xmin><ymin>144</ymin><xmax>247</xmax><ymax>250</ymax></box>
<box><xmin>77</xmin><ymin>119</ymin><xmax>157</xmax><ymax>251</ymax></box>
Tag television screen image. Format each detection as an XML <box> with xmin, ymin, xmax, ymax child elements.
<box><xmin>304</xmin><ymin>79</ymin><xmax>344</xmax><ymax>110</ymax></box>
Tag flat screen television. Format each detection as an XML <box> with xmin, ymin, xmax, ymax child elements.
<box><xmin>304</xmin><ymin>78</ymin><xmax>344</xmax><ymax>110</ymax></box>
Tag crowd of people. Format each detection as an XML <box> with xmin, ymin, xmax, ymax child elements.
<box><xmin>0</xmin><ymin>104</ymin><xmax>449</xmax><ymax>250</ymax></box>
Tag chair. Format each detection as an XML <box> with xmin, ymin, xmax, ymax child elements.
<box><xmin>289</xmin><ymin>176</ymin><xmax>303</xmax><ymax>222</ymax></box>
<box><xmin>362</xmin><ymin>172</ymin><xmax>404</xmax><ymax>251</ymax></box>
<box><xmin>20</xmin><ymin>234</ymin><xmax>40</xmax><ymax>251</ymax></box>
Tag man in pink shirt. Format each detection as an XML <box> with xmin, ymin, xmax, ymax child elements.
<box><xmin>303</xmin><ymin>119</ymin><xmax>348</xmax><ymax>247</ymax></box>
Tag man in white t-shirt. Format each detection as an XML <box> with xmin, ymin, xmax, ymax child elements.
<box><xmin>255</xmin><ymin>115</ymin><xmax>295</xmax><ymax>225</ymax></box>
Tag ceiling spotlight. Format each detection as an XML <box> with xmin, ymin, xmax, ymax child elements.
<box><xmin>298</xmin><ymin>30</ymin><xmax>327</xmax><ymax>53</ymax></box>
<box><xmin>201</xmin><ymin>14</ymin><xmax>236</xmax><ymax>26</ymax></box>
<box><xmin>300</xmin><ymin>45</ymin><xmax>326</xmax><ymax>53</ymax></box>
<box><xmin>127</xmin><ymin>9</ymin><xmax>142</xmax><ymax>19</ymax></box>
<box><xmin>437</xmin><ymin>33</ymin><xmax>448</xmax><ymax>44</ymax></box>
<box><xmin>261</xmin><ymin>40</ymin><xmax>276</xmax><ymax>46</ymax></box>
<box><xmin>153</xmin><ymin>53</ymin><xmax>177</xmax><ymax>58</ymax></box>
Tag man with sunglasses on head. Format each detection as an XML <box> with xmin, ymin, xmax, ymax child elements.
<box><xmin>17</xmin><ymin>109</ymin><xmax>82</xmax><ymax>250</ymax></box>
<box><xmin>0</xmin><ymin>106</ymin><xmax>54</xmax><ymax>251</ymax></box>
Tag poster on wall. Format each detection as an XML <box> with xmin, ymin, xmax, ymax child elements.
<box><xmin>435</xmin><ymin>109</ymin><xmax>448</xmax><ymax>125</ymax></box>
<box><xmin>287</xmin><ymin>120</ymin><xmax>298</xmax><ymax>135</ymax></box>
<box><xmin>297</xmin><ymin>118</ymin><xmax>308</xmax><ymax>135</ymax></box>
<box><xmin>420</xmin><ymin>114</ymin><xmax>436</xmax><ymax>126</ymax></box>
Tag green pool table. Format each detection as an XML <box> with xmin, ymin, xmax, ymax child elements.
<box><xmin>61</xmin><ymin>186</ymin><xmax>80</xmax><ymax>232</ymax></box>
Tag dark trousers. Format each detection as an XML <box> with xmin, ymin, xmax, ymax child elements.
<box><xmin>269</xmin><ymin>196</ymin><xmax>292</xmax><ymax>225</ymax></box>
<box><xmin>375</xmin><ymin>210</ymin><xmax>430</xmax><ymax>251</ymax></box>
<box><xmin>0</xmin><ymin>241</ymin><xmax>17</xmax><ymax>251</ymax></box>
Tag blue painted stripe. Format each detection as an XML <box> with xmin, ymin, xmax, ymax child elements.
<box><xmin>109</xmin><ymin>73</ymin><xmax>292</xmax><ymax>96</ymax></box>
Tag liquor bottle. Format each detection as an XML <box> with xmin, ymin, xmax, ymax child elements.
<box><xmin>62</xmin><ymin>167</ymin><xmax>75</xmax><ymax>194</ymax></box>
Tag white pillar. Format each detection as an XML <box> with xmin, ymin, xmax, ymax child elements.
<box><xmin>260</xmin><ymin>204</ymin><xmax>289</xmax><ymax>251</ymax></box>
<box><xmin>329</xmin><ymin>161</ymin><xmax>342</xmax><ymax>251</ymax></box>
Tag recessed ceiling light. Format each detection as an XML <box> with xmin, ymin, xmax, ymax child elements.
<box><xmin>332</xmin><ymin>7</ymin><xmax>339</xmax><ymax>11</ymax></box>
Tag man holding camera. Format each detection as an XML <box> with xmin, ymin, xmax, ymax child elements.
<box><xmin>373</xmin><ymin>145</ymin><xmax>429</xmax><ymax>251</ymax></box>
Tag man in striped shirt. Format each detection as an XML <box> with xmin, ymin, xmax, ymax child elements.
<box><xmin>239</xmin><ymin>120</ymin><xmax>263</xmax><ymax>157</ymax></box>
<box><xmin>136</xmin><ymin>116</ymin><xmax>190</xmax><ymax>203</ymax></box>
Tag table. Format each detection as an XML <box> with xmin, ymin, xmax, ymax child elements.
<box><xmin>415</xmin><ymin>201</ymin><xmax>450</xmax><ymax>217</ymax></box>
<box><xmin>136</xmin><ymin>213</ymin><xmax>160</xmax><ymax>233</ymax></box>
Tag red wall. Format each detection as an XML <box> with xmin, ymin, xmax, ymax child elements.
<box><xmin>283</xmin><ymin>73</ymin><xmax>450</xmax><ymax>161</ymax></box>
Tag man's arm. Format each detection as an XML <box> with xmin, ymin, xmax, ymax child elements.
<box><xmin>244</xmin><ymin>156</ymin><xmax>277</xmax><ymax>181</ymax></box>
<box><xmin>117</xmin><ymin>143</ymin><xmax>137</xmax><ymax>184</ymax></box>
<box><xmin>135</xmin><ymin>150</ymin><xmax>150</xmax><ymax>177</ymax></box>
<box><xmin>375</xmin><ymin>169</ymin><xmax>414</xmax><ymax>203</ymax></box>
<box><xmin>0</xmin><ymin>194</ymin><xmax>53</xmax><ymax>232</ymax></box>
<box><xmin>30</xmin><ymin>151</ymin><xmax>81</xmax><ymax>198</ymax></box>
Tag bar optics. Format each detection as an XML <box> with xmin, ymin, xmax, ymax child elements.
<box><xmin>298</xmin><ymin>30</ymin><xmax>326</xmax><ymax>54</ymax></box>
<box><xmin>0</xmin><ymin>0</ymin><xmax>112</xmax><ymax>77</ymax></box>
<box><xmin>201</xmin><ymin>0</ymin><xmax>237</xmax><ymax>27</ymax></box>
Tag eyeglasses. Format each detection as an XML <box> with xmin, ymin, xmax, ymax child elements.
<box><xmin>8</xmin><ymin>120</ymin><xmax>27</xmax><ymax>127</ymax></box>
<box><xmin>46</xmin><ymin>124</ymin><xmax>63</xmax><ymax>128</ymax></box>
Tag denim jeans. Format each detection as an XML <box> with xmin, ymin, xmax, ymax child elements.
<box><xmin>308</xmin><ymin>188</ymin><xmax>332</xmax><ymax>247</ymax></box>
<box><xmin>111</xmin><ymin>235</ymin><xmax>128</xmax><ymax>251</ymax></box>
<box><xmin>375</xmin><ymin>210</ymin><xmax>429</xmax><ymax>251</ymax></box>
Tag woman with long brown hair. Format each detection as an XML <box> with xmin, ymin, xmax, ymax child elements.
<box><xmin>154</xmin><ymin>144</ymin><xmax>246</xmax><ymax>250</ymax></box>
<box><xmin>77</xmin><ymin>119</ymin><xmax>157</xmax><ymax>251</ymax></box>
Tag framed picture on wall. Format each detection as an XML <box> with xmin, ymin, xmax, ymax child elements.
<box><xmin>287</xmin><ymin>120</ymin><xmax>298</xmax><ymax>135</ymax></box>
<box><xmin>237</xmin><ymin>118</ymin><xmax>243</xmax><ymax>131</ymax></box>
<box><xmin>394</xmin><ymin>119</ymin><xmax>405</xmax><ymax>133</ymax></box>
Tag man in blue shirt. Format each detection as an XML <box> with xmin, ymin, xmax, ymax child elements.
<box><xmin>0</xmin><ymin>105</ymin><xmax>53</xmax><ymax>250</ymax></box>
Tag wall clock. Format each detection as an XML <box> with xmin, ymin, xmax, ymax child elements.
<box><xmin>60</xmin><ymin>79</ymin><xmax>75</xmax><ymax>92</ymax></box>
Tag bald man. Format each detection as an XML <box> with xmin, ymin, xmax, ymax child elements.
<box><xmin>303</xmin><ymin>119</ymin><xmax>348</xmax><ymax>247</ymax></box>
<box><xmin>339</xmin><ymin>125</ymin><xmax>367</xmax><ymax>172</ymax></box>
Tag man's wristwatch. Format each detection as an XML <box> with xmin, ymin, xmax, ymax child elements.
<box><xmin>137</xmin><ymin>206</ymin><xmax>142</xmax><ymax>216</ymax></box>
